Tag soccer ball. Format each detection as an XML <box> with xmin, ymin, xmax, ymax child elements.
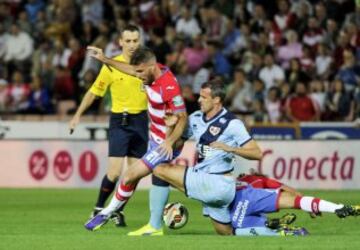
<box><xmin>163</xmin><ymin>202</ymin><xmax>189</xmax><ymax>229</ymax></box>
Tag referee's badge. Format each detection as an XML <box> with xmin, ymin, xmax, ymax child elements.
<box><xmin>209</xmin><ymin>126</ymin><xmax>221</xmax><ymax>136</ymax></box>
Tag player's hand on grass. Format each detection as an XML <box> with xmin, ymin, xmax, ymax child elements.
<box><xmin>158</xmin><ymin>141</ymin><xmax>173</xmax><ymax>160</ymax></box>
<box><xmin>87</xmin><ymin>46</ymin><xmax>105</xmax><ymax>62</ymax></box>
<box><xmin>210</xmin><ymin>141</ymin><xmax>231</xmax><ymax>152</ymax></box>
<box><xmin>69</xmin><ymin>115</ymin><xmax>80</xmax><ymax>134</ymax></box>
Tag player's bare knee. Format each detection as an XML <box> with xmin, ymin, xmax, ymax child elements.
<box><xmin>106</xmin><ymin>170</ymin><xmax>120</xmax><ymax>182</ymax></box>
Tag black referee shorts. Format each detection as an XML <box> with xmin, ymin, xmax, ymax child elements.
<box><xmin>108</xmin><ymin>111</ymin><xmax>148</xmax><ymax>158</ymax></box>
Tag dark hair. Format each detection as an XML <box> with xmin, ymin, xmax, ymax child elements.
<box><xmin>120</xmin><ymin>25</ymin><xmax>140</xmax><ymax>37</ymax></box>
<box><xmin>201</xmin><ymin>78</ymin><xmax>226</xmax><ymax>102</ymax></box>
<box><xmin>130</xmin><ymin>46</ymin><xmax>156</xmax><ymax>65</ymax></box>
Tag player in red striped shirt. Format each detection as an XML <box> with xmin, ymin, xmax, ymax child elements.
<box><xmin>84</xmin><ymin>46</ymin><xmax>187</xmax><ymax>235</ymax></box>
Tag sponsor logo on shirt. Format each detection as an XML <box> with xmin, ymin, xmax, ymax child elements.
<box><xmin>173</xmin><ymin>95</ymin><xmax>184</xmax><ymax>107</ymax></box>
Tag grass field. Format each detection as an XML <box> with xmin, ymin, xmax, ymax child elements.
<box><xmin>1</xmin><ymin>189</ymin><xmax>360</xmax><ymax>250</ymax></box>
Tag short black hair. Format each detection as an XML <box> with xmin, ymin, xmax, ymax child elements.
<box><xmin>130</xmin><ymin>46</ymin><xmax>156</xmax><ymax>65</ymax></box>
<box><xmin>201</xmin><ymin>78</ymin><xmax>226</xmax><ymax>102</ymax></box>
<box><xmin>120</xmin><ymin>25</ymin><xmax>140</xmax><ymax>37</ymax></box>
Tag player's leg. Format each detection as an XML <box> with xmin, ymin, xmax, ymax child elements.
<box><xmin>91</xmin><ymin>120</ymin><xmax>131</xmax><ymax>218</ymax></box>
<box><xmin>152</xmin><ymin>163</ymin><xmax>186</xmax><ymax>192</ymax></box>
<box><xmin>93</xmin><ymin>157</ymin><xmax>125</xmax><ymax>216</ymax></box>
<box><xmin>111</xmin><ymin>156</ymin><xmax>140</xmax><ymax>227</ymax></box>
<box><xmin>211</xmin><ymin>219</ymin><xmax>233</xmax><ymax>235</ymax></box>
<box><xmin>278</xmin><ymin>191</ymin><xmax>360</xmax><ymax>218</ymax></box>
<box><xmin>84</xmin><ymin>160</ymin><xmax>151</xmax><ymax>231</ymax></box>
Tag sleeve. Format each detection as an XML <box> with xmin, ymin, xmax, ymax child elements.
<box><xmin>263</xmin><ymin>177</ymin><xmax>283</xmax><ymax>189</ymax></box>
<box><xmin>227</xmin><ymin>119</ymin><xmax>252</xmax><ymax>147</ymax></box>
<box><xmin>89</xmin><ymin>65</ymin><xmax>112</xmax><ymax>97</ymax></box>
<box><xmin>164</xmin><ymin>82</ymin><xmax>186</xmax><ymax>114</ymax></box>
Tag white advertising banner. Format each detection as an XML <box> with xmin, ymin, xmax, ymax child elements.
<box><xmin>0</xmin><ymin>140</ymin><xmax>196</xmax><ymax>188</ymax></box>
<box><xmin>234</xmin><ymin>141</ymin><xmax>360</xmax><ymax>189</ymax></box>
<box><xmin>0</xmin><ymin>140</ymin><xmax>359</xmax><ymax>189</ymax></box>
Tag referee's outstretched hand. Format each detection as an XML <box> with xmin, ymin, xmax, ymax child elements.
<box><xmin>87</xmin><ymin>46</ymin><xmax>105</xmax><ymax>62</ymax></box>
<box><xmin>69</xmin><ymin>115</ymin><xmax>80</xmax><ymax>135</ymax></box>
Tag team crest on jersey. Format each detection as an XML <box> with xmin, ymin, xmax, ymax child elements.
<box><xmin>173</xmin><ymin>95</ymin><xmax>184</xmax><ymax>107</ymax></box>
<box><xmin>209</xmin><ymin>126</ymin><xmax>221</xmax><ymax>136</ymax></box>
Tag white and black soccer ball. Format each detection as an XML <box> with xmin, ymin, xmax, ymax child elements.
<box><xmin>163</xmin><ymin>202</ymin><xmax>189</xmax><ymax>229</ymax></box>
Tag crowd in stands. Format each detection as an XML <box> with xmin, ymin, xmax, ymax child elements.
<box><xmin>0</xmin><ymin>0</ymin><xmax>359</xmax><ymax>124</ymax></box>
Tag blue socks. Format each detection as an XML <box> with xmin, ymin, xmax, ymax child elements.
<box><xmin>149</xmin><ymin>185</ymin><xmax>170</xmax><ymax>229</ymax></box>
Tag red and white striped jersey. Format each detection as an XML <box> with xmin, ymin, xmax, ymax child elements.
<box><xmin>145</xmin><ymin>64</ymin><xmax>186</xmax><ymax>143</ymax></box>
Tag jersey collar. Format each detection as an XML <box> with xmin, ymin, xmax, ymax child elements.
<box><xmin>202</xmin><ymin>108</ymin><xmax>227</xmax><ymax>123</ymax></box>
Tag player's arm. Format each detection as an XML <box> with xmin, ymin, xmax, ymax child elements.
<box><xmin>159</xmin><ymin>111</ymin><xmax>188</xmax><ymax>159</ymax></box>
<box><xmin>210</xmin><ymin>119</ymin><xmax>262</xmax><ymax>160</ymax></box>
<box><xmin>87</xmin><ymin>46</ymin><xmax>138</xmax><ymax>77</ymax></box>
<box><xmin>211</xmin><ymin>139</ymin><xmax>262</xmax><ymax>160</ymax></box>
<box><xmin>69</xmin><ymin>90</ymin><xmax>97</xmax><ymax>133</ymax></box>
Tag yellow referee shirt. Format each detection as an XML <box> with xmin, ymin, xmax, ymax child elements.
<box><xmin>90</xmin><ymin>54</ymin><xmax>147</xmax><ymax>114</ymax></box>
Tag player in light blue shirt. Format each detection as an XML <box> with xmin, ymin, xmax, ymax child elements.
<box><xmin>153</xmin><ymin>79</ymin><xmax>263</xmax><ymax>235</ymax></box>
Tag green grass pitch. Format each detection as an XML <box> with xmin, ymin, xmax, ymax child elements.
<box><xmin>1</xmin><ymin>189</ymin><xmax>360</xmax><ymax>250</ymax></box>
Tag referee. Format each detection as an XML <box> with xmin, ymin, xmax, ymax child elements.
<box><xmin>69</xmin><ymin>25</ymin><xmax>147</xmax><ymax>227</ymax></box>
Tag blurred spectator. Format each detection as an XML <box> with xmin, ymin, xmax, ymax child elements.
<box><xmin>0</xmin><ymin>79</ymin><xmax>8</xmax><ymax>113</ymax></box>
<box><xmin>286</xmin><ymin>59</ymin><xmax>309</xmax><ymax>89</ymax></box>
<box><xmin>252</xmin><ymin>99</ymin><xmax>269</xmax><ymax>123</ymax></box>
<box><xmin>259</xmin><ymin>53</ymin><xmax>285</xmax><ymax>89</ymax></box>
<box><xmin>277</xmin><ymin>30</ymin><xmax>303</xmax><ymax>68</ymax></box>
<box><xmin>31</xmin><ymin>39</ymin><xmax>55</xmax><ymax>90</ymax></box>
<box><xmin>26</xmin><ymin>75</ymin><xmax>52</xmax><ymax>114</ymax></box>
<box><xmin>309</xmin><ymin>79</ymin><xmax>326</xmax><ymax>113</ymax></box>
<box><xmin>285</xmin><ymin>81</ymin><xmax>319</xmax><ymax>122</ymax></box>
<box><xmin>265</xmin><ymin>86</ymin><xmax>282</xmax><ymax>123</ymax></box>
<box><xmin>192</xmin><ymin>61</ymin><xmax>212</xmax><ymax>95</ymax></box>
<box><xmin>0</xmin><ymin>23</ymin><xmax>8</xmax><ymax>62</ymax></box>
<box><xmin>315</xmin><ymin>43</ymin><xmax>333</xmax><ymax>80</ymax></box>
<box><xmin>299</xmin><ymin>45</ymin><xmax>315</xmax><ymax>76</ymax></box>
<box><xmin>4</xmin><ymin>23</ymin><xmax>34</xmax><ymax>64</ymax></box>
<box><xmin>252</xmin><ymin>32</ymin><xmax>273</xmax><ymax>57</ymax></box>
<box><xmin>302</xmin><ymin>16</ymin><xmax>324</xmax><ymax>49</ymax></box>
<box><xmin>181</xmin><ymin>84</ymin><xmax>199</xmax><ymax>115</ymax></box>
<box><xmin>0</xmin><ymin>0</ymin><xmax>358</xmax><ymax>122</ymax></box>
<box><xmin>175</xmin><ymin>7</ymin><xmax>201</xmax><ymax>39</ymax></box>
<box><xmin>166</xmin><ymin>38</ymin><xmax>186</xmax><ymax>74</ymax></box>
<box><xmin>81</xmin><ymin>0</ymin><xmax>103</xmax><ymax>27</ymax></box>
<box><xmin>249</xmin><ymin>4</ymin><xmax>267</xmax><ymax>34</ymax></box>
<box><xmin>6</xmin><ymin>70</ymin><xmax>30</xmax><ymax>112</ymax></box>
<box><xmin>25</xmin><ymin>0</ymin><xmax>45</xmax><ymax>24</ymax></box>
<box><xmin>52</xmin><ymin>39</ymin><xmax>71</xmax><ymax>68</ymax></box>
<box><xmin>176</xmin><ymin>63</ymin><xmax>193</xmax><ymax>87</ymax></box>
<box><xmin>182</xmin><ymin>35</ymin><xmax>208</xmax><ymax>73</ymax></box>
<box><xmin>225</xmin><ymin>68</ymin><xmax>252</xmax><ymax>113</ymax></box>
<box><xmin>244</xmin><ymin>52</ymin><xmax>263</xmax><ymax>82</ymax></box>
<box><xmin>325</xmin><ymin>79</ymin><xmax>354</xmax><ymax>121</ymax></box>
<box><xmin>80</xmin><ymin>21</ymin><xmax>98</xmax><ymax>46</ymax></box>
<box><xmin>207</xmin><ymin>40</ymin><xmax>232</xmax><ymax>78</ymax></box>
<box><xmin>314</xmin><ymin>1</ymin><xmax>327</xmax><ymax>29</ymax></box>
<box><xmin>252</xmin><ymin>78</ymin><xmax>265</xmax><ymax>102</ymax></box>
<box><xmin>204</xmin><ymin>4</ymin><xmax>229</xmax><ymax>41</ymax></box>
<box><xmin>147</xmin><ymin>28</ymin><xmax>172</xmax><ymax>64</ymax></box>
<box><xmin>273</xmin><ymin>0</ymin><xmax>297</xmax><ymax>31</ymax></box>
<box><xmin>17</xmin><ymin>11</ymin><xmax>32</xmax><ymax>34</ymax></box>
<box><xmin>222</xmin><ymin>20</ymin><xmax>243</xmax><ymax>58</ymax></box>
<box><xmin>336</xmin><ymin>49</ymin><xmax>360</xmax><ymax>91</ymax></box>
<box><xmin>53</xmin><ymin>67</ymin><xmax>74</xmax><ymax>101</ymax></box>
